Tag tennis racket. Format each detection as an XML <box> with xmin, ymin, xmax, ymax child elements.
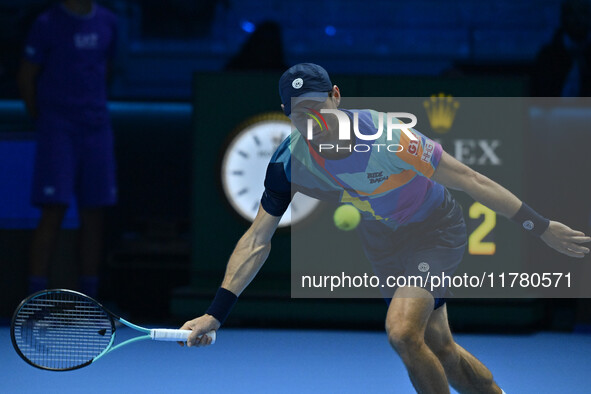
<box><xmin>10</xmin><ymin>289</ymin><xmax>215</xmax><ymax>371</ymax></box>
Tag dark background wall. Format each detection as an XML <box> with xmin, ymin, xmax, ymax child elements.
<box><xmin>0</xmin><ymin>0</ymin><xmax>568</xmax><ymax>100</ymax></box>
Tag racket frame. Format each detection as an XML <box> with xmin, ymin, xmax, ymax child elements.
<box><xmin>11</xmin><ymin>289</ymin><xmax>189</xmax><ymax>371</ymax></box>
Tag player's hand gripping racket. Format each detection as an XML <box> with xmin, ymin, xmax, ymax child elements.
<box><xmin>10</xmin><ymin>289</ymin><xmax>216</xmax><ymax>371</ymax></box>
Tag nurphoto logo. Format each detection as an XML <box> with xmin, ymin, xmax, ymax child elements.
<box><xmin>305</xmin><ymin>109</ymin><xmax>418</xmax><ymax>153</ymax></box>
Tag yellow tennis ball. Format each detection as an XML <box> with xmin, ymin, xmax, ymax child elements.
<box><xmin>333</xmin><ymin>205</ymin><xmax>361</xmax><ymax>231</ymax></box>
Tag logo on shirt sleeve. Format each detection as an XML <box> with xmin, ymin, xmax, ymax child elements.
<box><xmin>408</xmin><ymin>139</ymin><xmax>419</xmax><ymax>156</ymax></box>
<box><xmin>421</xmin><ymin>140</ymin><xmax>435</xmax><ymax>163</ymax></box>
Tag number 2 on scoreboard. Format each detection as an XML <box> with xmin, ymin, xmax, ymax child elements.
<box><xmin>468</xmin><ymin>202</ymin><xmax>496</xmax><ymax>255</ymax></box>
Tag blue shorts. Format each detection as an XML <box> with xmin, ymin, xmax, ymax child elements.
<box><xmin>357</xmin><ymin>188</ymin><xmax>467</xmax><ymax>309</ymax></box>
<box><xmin>31</xmin><ymin>108</ymin><xmax>117</xmax><ymax>208</ymax></box>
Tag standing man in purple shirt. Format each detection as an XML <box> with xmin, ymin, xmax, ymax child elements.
<box><xmin>18</xmin><ymin>0</ymin><xmax>118</xmax><ymax>297</ymax></box>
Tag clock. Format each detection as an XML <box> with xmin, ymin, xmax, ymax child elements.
<box><xmin>220</xmin><ymin>112</ymin><xmax>320</xmax><ymax>227</ymax></box>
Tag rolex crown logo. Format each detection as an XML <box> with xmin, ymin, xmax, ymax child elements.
<box><xmin>423</xmin><ymin>93</ymin><xmax>459</xmax><ymax>134</ymax></box>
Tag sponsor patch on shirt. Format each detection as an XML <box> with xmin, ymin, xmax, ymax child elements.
<box><xmin>408</xmin><ymin>139</ymin><xmax>419</xmax><ymax>156</ymax></box>
<box><xmin>421</xmin><ymin>140</ymin><xmax>435</xmax><ymax>163</ymax></box>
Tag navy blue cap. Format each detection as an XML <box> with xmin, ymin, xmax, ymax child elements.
<box><xmin>279</xmin><ymin>63</ymin><xmax>333</xmax><ymax>116</ymax></box>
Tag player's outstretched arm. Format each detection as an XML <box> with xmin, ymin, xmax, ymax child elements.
<box><xmin>180</xmin><ymin>205</ymin><xmax>282</xmax><ymax>347</ymax></box>
<box><xmin>432</xmin><ymin>151</ymin><xmax>591</xmax><ymax>258</ymax></box>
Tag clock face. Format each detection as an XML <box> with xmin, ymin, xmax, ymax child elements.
<box><xmin>220</xmin><ymin>113</ymin><xmax>320</xmax><ymax>227</ymax></box>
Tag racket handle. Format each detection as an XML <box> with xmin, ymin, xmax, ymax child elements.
<box><xmin>150</xmin><ymin>329</ymin><xmax>216</xmax><ymax>344</ymax></box>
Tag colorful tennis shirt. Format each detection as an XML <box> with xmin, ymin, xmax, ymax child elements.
<box><xmin>261</xmin><ymin>109</ymin><xmax>445</xmax><ymax>231</ymax></box>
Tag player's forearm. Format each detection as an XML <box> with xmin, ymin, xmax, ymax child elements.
<box><xmin>462</xmin><ymin>170</ymin><xmax>522</xmax><ymax>218</ymax></box>
<box><xmin>202</xmin><ymin>237</ymin><xmax>269</xmax><ymax>327</ymax></box>
<box><xmin>434</xmin><ymin>152</ymin><xmax>553</xmax><ymax>238</ymax></box>
<box><xmin>207</xmin><ymin>206</ymin><xmax>280</xmax><ymax>325</ymax></box>
<box><xmin>433</xmin><ymin>151</ymin><xmax>522</xmax><ymax>218</ymax></box>
<box><xmin>221</xmin><ymin>234</ymin><xmax>271</xmax><ymax>296</ymax></box>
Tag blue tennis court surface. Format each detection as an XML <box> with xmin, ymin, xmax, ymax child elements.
<box><xmin>1</xmin><ymin>326</ymin><xmax>589</xmax><ymax>393</ymax></box>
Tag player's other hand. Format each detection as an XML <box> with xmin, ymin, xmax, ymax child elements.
<box><xmin>178</xmin><ymin>314</ymin><xmax>221</xmax><ymax>348</ymax></box>
<box><xmin>541</xmin><ymin>221</ymin><xmax>591</xmax><ymax>258</ymax></box>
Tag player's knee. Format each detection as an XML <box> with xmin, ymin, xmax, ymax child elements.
<box><xmin>385</xmin><ymin>321</ymin><xmax>423</xmax><ymax>355</ymax></box>
<box><xmin>429</xmin><ymin>339</ymin><xmax>459</xmax><ymax>368</ymax></box>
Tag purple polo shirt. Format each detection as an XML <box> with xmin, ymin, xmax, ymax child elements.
<box><xmin>24</xmin><ymin>3</ymin><xmax>117</xmax><ymax>118</ymax></box>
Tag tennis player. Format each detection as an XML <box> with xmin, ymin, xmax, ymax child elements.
<box><xmin>181</xmin><ymin>63</ymin><xmax>590</xmax><ymax>394</ymax></box>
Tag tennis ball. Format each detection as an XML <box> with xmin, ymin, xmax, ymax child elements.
<box><xmin>333</xmin><ymin>205</ymin><xmax>361</xmax><ymax>231</ymax></box>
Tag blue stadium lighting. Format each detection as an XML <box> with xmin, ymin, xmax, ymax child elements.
<box><xmin>325</xmin><ymin>25</ymin><xmax>336</xmax><ymax>36</ymax></box>
<box><xmin>241</xmin><ymin>20</ymin><xmax>255</xmax><ymax>33</ymax></box>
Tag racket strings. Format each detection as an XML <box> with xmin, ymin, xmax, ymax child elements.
<box><xmin>13</xmin><ymin>291</ymin><xmax>113</xmax><ymax>370</ymax></box>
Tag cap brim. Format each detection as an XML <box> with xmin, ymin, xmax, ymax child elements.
<box><xmin>291</xmin><ymin>91</ymin><xmax>329</xmax><ymax>109</ymax></box>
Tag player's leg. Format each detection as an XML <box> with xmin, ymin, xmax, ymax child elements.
<box><xmin>386</xmin><ymin>285</ymin><xmax>450</xmax><ymax>394</ymax></box>
<box><xmin>78</xmin><ymin>207</ymin><xmax>106</xmax><ymax>297</ymax></box>
<box><xmin>29</xmin><ymin>110</ymin><xmax>75</xmax><ymax>292</ymax></box>
<box><xmin>424</xmin><ymin>303</ymin><xmax>502</xmax><ymax>394</ymax></box>
<box><xmin>77</xmin><ymin>123</ymin><xmax>116</xmax><ymax>297</ymax></box>
<box><xmin>29</xmin><ymin>205</ymin><xmax>68</xmax><ymax>291</ymax></box>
